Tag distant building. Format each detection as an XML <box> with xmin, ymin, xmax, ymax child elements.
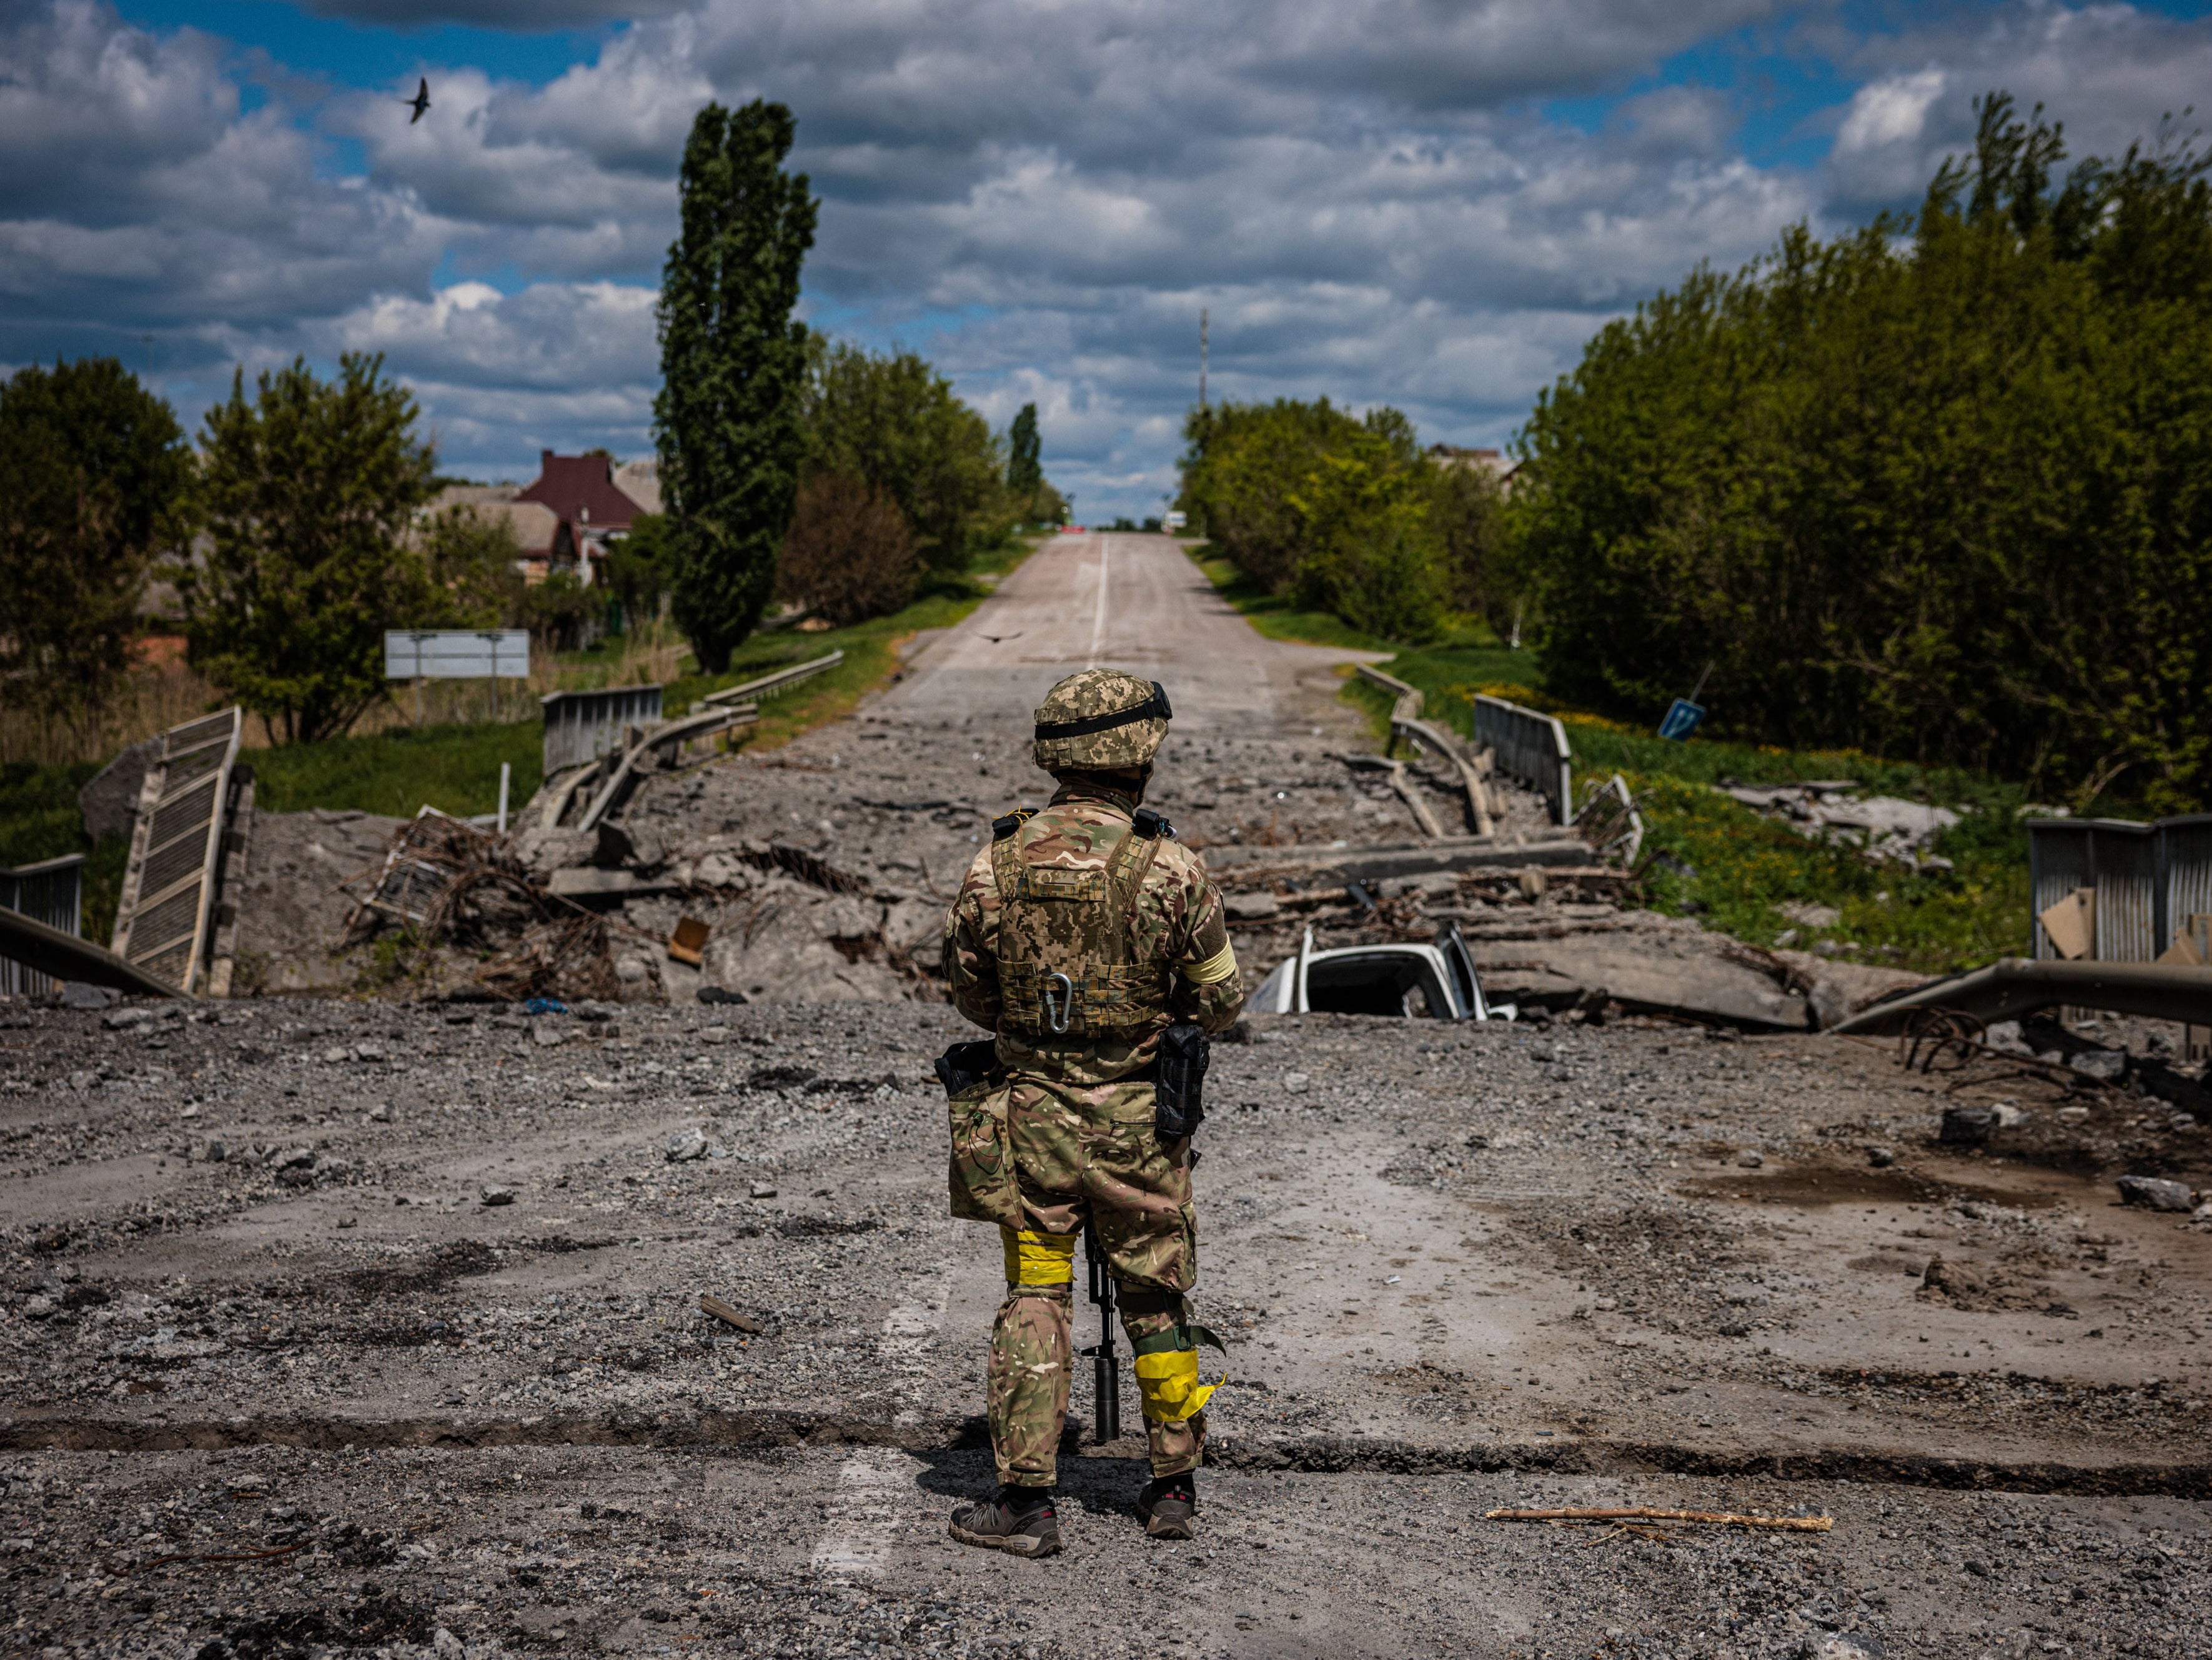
<box><xmin>424</xmin><ymin>453</ymin><xmax>661</xmax><ymax>585</ymax></box>
<box><xmin>1427</xmin><ymin>445</ymin><xmax>1520</xmax><ymax>492</ymax></box>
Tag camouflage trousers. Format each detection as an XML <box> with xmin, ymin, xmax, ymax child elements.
<box><xmin>987</xmin><ymin>1074</ymin><xmax>1206</xmax><ymax>1489</ymax></box>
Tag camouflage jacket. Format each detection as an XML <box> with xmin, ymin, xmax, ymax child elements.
<box><xmin>944</xmin><ymin>781</ymin><xmax>1244</xmax><ymax>1085</ymax></box>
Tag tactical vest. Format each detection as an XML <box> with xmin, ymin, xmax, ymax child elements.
<box><xmin>989</xmin><ymin>805</ymin><xmax>1173</xmax><ymax>1041</ymax></box>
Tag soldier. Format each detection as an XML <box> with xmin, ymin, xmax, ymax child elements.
<box><xmin>938</xmin><ymin>669</ymin><xmax>1245</xmax><ymax>1557</ymax></box>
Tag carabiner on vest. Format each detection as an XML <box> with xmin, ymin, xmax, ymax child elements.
<box><xmin>1040</xmin><ymin>971</ymin><xmax>1074</xmax><ymax>1035</ymax></box>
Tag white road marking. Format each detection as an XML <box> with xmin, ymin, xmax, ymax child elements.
<box><xmin>1087</xmin><ymin>537</ymin><xmax>1110</xmax><ymax>666</ymax></box>
<box><xmin>810</xmin><ymin>1447</ymin><xmax>925</xmax><ymax>1578</ymax></box>
<box><xmin>806</xmin><ymin>1270</ymin><xmax>957</xmax><ymax>1577</ymax></box>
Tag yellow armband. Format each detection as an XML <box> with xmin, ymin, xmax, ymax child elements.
<box><xmin>1177</xmin><ymin>940</ymin><xmax>1238</xmax><ymax>985</ymax></box>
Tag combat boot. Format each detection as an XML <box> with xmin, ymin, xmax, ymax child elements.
<box><xmin>1136</xmin><ymin>1475</ymin><xmax>1196</xmax><ymax>1540</ymax></box>
<box><xmin>948</xmin><ymin>1487</ymin><xmax>1062</xmax><ymax>1558</ymax></box>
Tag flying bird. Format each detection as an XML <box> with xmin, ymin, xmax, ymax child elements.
<box><xmin>402</xmin><ymin>77</ymin><xmax>430</xmax><ymax>124</ymax></box>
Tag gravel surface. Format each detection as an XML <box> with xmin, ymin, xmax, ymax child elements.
<box><xmin>6</xmin><ymin>535</ymin><xmax>2208</xmax><ymax>1656</ymax></box>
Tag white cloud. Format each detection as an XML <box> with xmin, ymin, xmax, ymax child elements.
<box><xmin>7</xmin><ymin>0</ymin><xmax>2212</xmax><ymax>509</ymax></box>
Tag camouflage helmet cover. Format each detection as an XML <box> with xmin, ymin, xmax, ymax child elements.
<box><xmin>1030</xmin><ymin>668</ymin><xmax>1172</xmax><ymax>773</ymax></box>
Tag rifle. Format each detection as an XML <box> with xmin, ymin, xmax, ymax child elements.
<box><xmin>1079</xmin><ymin>1221</ymin><xmax>1121</xmax><ymax>1443</ymax></box>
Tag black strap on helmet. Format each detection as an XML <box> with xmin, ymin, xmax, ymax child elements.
<box><xmin>1033</xmin><ymin>682</ymin><xmax>1172</xmax><ymax>742</ymax></box>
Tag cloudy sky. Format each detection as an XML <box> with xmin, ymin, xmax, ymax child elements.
<box><xmin>4</xmin><ymin>0</ymin><xmax>2208</xmax><ymax>517</ymax></box>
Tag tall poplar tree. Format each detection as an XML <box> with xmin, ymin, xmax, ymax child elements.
<box><xmin>655</xmin><ymin>100</ymin><xmax>818</xmax><ymax>673</ymax></box>
<box><xmin>1006</xmin><ymin>401</ymin><xmax>1043</xmax><ymax>506</ymax></box>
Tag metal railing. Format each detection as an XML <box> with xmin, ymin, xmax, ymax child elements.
<box><xmin>702</xmin><ymin>649</ymin><xmax>844</xmax><ymax>707</ymax></box>
<box><xmin>0</xmin><ymin>855</ymin><xmax>85</xmax><ymax>998</ymax></box>
<box><xmin>541</xmin><ymin>684</ymin><xmax>665</xmax><ymax>775</ymax></box>
<box><xmin>1472</xmin><ymin>694</ymin><xmax>1573</xmax><ymax>828</ymax></box>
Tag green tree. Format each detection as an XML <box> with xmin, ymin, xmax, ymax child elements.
<box><xmin>1006</xmin><ymin>400</ymin><xmax>1043</xmax><ymax>510</ymax></box>
<box><xmin>181</xmin><ymin>354</ymin><xmax>438</xmax><ymax>744</ymax></box>
<box><xmin>419</xmin><ymin>504</ymin><xmax>524</xmax><ymax>627</ymax></box>
<box><xmin>655</xmin><ymin>99</ymin><xmax>819</xmax><ymax>673</ymax></box>
<box><xmin>605</xmin><ymin>511</ymin><xmax>677</xmax><ymax>625</ymax></box>
<box><xmin>1515</xmin><ymin>92</ymin><xmax>2212</xmax><ymax>809</ymax></box>
<box><xmin>801</xmin><ymin>342</ymin><xmax>1011</xmax><ymax>569</ymax></box>
<box><xmin>0</xmin><ymin>358</ymin><xmax>192</xmax><ymax>731</ymax></box>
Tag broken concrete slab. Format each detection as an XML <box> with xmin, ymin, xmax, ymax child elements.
<box><xmin>1211</xmin><ymin>837</ymin><xmax>1594</xmax><ymax>888</ymax></box>
<box><xmin>547</xmin><ymin>868</ymin><xmax>684</xmax><ymax>904</ymax></box>
<box><xmin>76</xmin><ymin>735</ymin><xmax>160</xmax><ymax>842</ymax></box>
<box><xmin>1466</xmin><ymin>936</ymin><xmax>1810</xmax><ymax>1028</ymax></box>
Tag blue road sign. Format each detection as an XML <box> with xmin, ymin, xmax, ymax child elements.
<box><xmin>1658</xmin><ymin>698</ymin><xmax>1705</xmax><ymax>740</ymax></box>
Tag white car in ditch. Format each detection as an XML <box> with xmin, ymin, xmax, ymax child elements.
<box><xmin>1249</xmin><ymin>923</ymin><xmax>1514</xmax><ymax>1021</ymax></box>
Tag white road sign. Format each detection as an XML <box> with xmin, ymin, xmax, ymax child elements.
<box><xmin>384</xmin><ymin>630</ymin><xmax>532</xmax><ymax>680</ymax></box>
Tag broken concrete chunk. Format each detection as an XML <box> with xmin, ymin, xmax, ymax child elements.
<box><xmin>479</xmin><ymin>1184</ymin><xmax>516</xmax><ymax>1206</ymax></box>
<box><xmin>1225</xmin><ymin>892</ymin><xmax>1282</xmax><ymax>922</ymax></box>
<box><xmin>697</xmin><ymin>985</ymin><xmax>748</xmax><ymax>1006</ymax></box>
<box><xmin>102</xmin><ymin>1006</ymin><xmax>160</xmax><ymax>1031</ymax></box>
<box><xmin>2116</xmin><ymin>1175</ymin><xmax>2194</xmax><ymax>1213</ymax></box>
<box><xmin>595</xmin><ymin>818</ymin><xmax>665</xmax><ymax>871</ymax></box>
<box><xmin>1939</xmin><ymin>1105</ymin><xmax>2000</xmax><ymax>1146</ymax></box>
<box><xmin>665</xmin><ymin>1127</ymin><xmax>709</xmax><ymax>1162</ymax></box>
<box><xmin>749</xmin><ymin>1181</ymin><xmax>777</xmax><ymax>1199</ymax></box>
<box><xmin>61</xmin><ymin>982</ymin><xmax>117</xmax><ymax>1010</ymax></box>
<box><xmin>2069</xmin><ymin>1050</ymin><xmax>2126</xmax><ymax>1081</ymax></box>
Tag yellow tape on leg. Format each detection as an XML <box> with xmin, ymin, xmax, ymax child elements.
<box><xmin>1133</xmin><ymin>1348</ymin><xmax>1222</xmax><ymax>1423</ymax></box>
<box><xmin>999</xmin><ymin>1226</ymin><xmax>1076</xmax><ymax>1286</ymax></box>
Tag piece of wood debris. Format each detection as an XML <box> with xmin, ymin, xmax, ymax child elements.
<box><xmin>1485</xmin><ymin>1506</ymin><xmax>1832</xmax><ymax>1532</ymax></box>
<box><xmin>699</xmin><ymin>1293</ymin><xmax>763</xmax><ymax>1333</ymax></box>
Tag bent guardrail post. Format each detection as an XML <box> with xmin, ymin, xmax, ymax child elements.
<box><xmin>0</xmin><ymin>903</ymin><xmax>187</xmax><ymax>998</ymax></box>
<box><xmin>1828</xmin><ymin>958</ymin><xmax>2212</xmax><ymax>1035</ymax></box>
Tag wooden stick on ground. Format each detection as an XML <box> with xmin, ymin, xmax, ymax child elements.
<box><xmin>1485</xmin><ymin>1507</ymin><xmax>1832</xmax><ymax>1533</ymax></box>
<box><xmin>699</xmin><ymin>1293</ymin><xmax>763</xmax><ymax>1334</ymax></box>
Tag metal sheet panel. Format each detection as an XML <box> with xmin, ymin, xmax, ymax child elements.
<box><xmin>1471</xmin><ymin>695</ymin><xmax>1573</xmax><ymax>827</ymax></box>
<box><xmin>384</xmin><ymin>630</ymin><xmax>531</xmax><ymax>680</ymax></box>
<box><xmin>110</xmin><ymin>708</ymin><xmax>241</xmax><ymax>996</ymax></box>
<box><xmin>2090</xmin><ymin>822</ymin><xmax>2160</xmax><ymax>963</ymax></box>
<box><xmin>0</xmin><ymin>855</ymin><xmax>85</xmax><ymax>998</ymax></box>
<box><xmin>540</xmin><ymin>684</ymin><xmax>665</xmax><ymax>775</ymax></box>
<box><xmin>2028</xmin><ymin>821</ymin><xmax>2095</xmax><ymax>959</ymax></box>
<box><xmin>2159</xmin><ymin>815</ymin><xmax>2212</xmax><ymax>958</ymax></box>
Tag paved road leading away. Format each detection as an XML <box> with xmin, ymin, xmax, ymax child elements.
<box><xmin>884</xmin><ymin>532</ymin><xmax>1382</xmax><ymax>735</ymax></box>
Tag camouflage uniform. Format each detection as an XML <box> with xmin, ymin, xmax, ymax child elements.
<box><xmin>943</xmin><ymin>671</ymin><xmax>1244</xmax><ymax>1493</ymax></box>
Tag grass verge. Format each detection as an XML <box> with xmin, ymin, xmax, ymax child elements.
<box><xmin>248</xmin><ymin>722</ymin><xmax>544</xmax><ymax>819</ymax></box>
<box><xmin>664</xmin><ymin>537</ymin><xmax>1041</xmax><ymax>748</ymax></box>
<box><xmin>0</xmin><ymin>762</ymin><xmax>130</xmax><ymax>943</ymax></box>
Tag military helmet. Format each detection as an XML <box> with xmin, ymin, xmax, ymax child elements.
<box><xmin>1031</xmin><ymin>668</ymin><xmax>1173</xmax><ymax>773</ymax></box>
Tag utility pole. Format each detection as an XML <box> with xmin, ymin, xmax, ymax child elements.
<box><xmin>1199</xmin><ymin>309</ymin><xmax>1208</xmax><ymax>412</ymax></box>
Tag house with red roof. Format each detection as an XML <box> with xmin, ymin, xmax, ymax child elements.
<box><xmin>426</xmin><ymin>453</ymin><xmax>662</xmax><ymax>585</ymax></box>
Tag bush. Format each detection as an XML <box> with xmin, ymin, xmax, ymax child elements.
<box><xmin>1515</xmin><ymin>93</ymin><xmax>2212</xmax><ymax>810</ymax></box>
<box><xmin>776</xmin><ymin>473</ymin><xmax>918</xmax><ymax>625</ymax></box>
<box><xmin>522</xmin><ymin>572</ymin><xmax>595</xmax><ymax>652</ymax></box>
<box><xmin>1179</xmin><ymin>398</ymin><xmax>1449</xmax><ymax>643</ymax></box>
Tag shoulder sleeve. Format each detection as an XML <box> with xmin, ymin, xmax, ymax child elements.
<box><xmin>943</xmin><ymin>845</ymin><xmax>1002</xmax><ymax>1032</ymax></box>
<box><xmin>1158</xmin><ymin>845</ymin><xmax>1244</xmax><ymax>1030</ymax></box>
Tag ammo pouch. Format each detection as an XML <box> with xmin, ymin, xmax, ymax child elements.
<box><xmin>1153</xmin><ymin>1022</ymin><xmax>1210</xmax><ymax>1141</ymax></box>
<box><xmin>933</xmin><ymin>1039</ymin><xmax>1003</xmax><ymax>1098</ymax></box>
<box><xmin>937</xmin><ymin>1040</ymin><xmax>1020</xmax><ymax>1229</ymax></box>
